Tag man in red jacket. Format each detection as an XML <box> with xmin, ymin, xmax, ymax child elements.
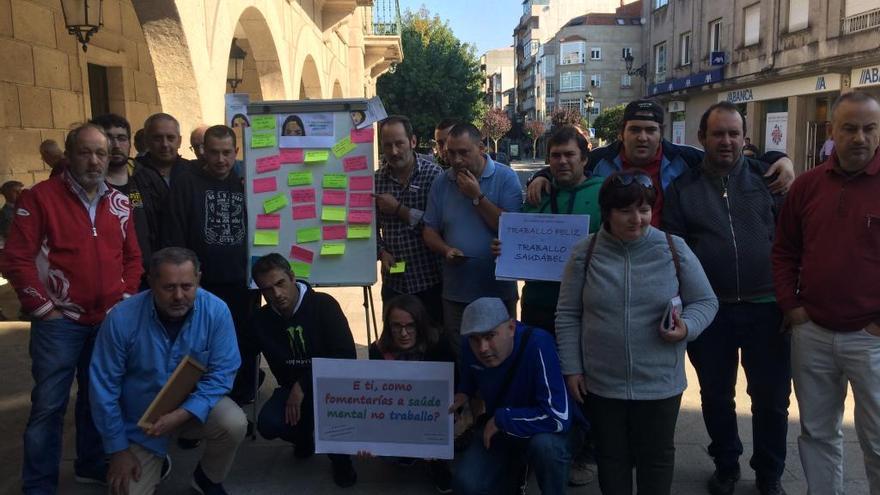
<box><xmin>5</xmin><ymin>123</ymin><xmax>143</xmax><ymax>493</ymax></box>
<box><xmin>773</xmin><ymin>91</ymin><xmax>880</xmax><ymax>495</ymax></box>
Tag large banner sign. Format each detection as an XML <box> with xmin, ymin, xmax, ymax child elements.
<box><xmin>495</xmin><ymin>212</ymin><xmax>591</xmax><ymax>282</ymax></box>
<box><xmin>312</xmin><ymin>358</ymin><xmax>454</xmax><ymax>459</ymax></box>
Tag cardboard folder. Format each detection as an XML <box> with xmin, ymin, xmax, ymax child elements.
<box><xmin>137</xmin><ymin>355</ymin><xmax>206</xmax><ymax>429</ymax></box>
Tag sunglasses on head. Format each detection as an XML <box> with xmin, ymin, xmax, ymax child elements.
<box><xmin>611</xmin><ymin>173</ymin><xmax>654</xmax><ymax>189</ymax></box>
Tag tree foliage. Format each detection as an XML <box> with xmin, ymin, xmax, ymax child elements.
<box><xmin>592</xmin><ymin>104</ymin><xmax>626</xmax><ymax>142</ymax></box>
<box><xmin>376</xmin><ymin>8</ymin><xmax>484</xmax><ymax>144</ymax></box>
<box><xmin>523</xmin><ymin>119</ymin><xmax>546</xmax><ymax>159</ymax></box>
<box><xmin>481</xmin><ymin>108</ymin><xmax>511</xmax><ymax>152</ymax></box>
<box><xmin>551</xmin><ymin>107</ymin><xmax>587</xmax><ymax>130</ymax></box>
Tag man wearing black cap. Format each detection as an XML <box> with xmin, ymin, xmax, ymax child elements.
<box><xmin>527</xmin><ymin>99</ymin><xmax>795</xmax><ymax>223</ymax></box>
<box><xmin>450</xmin><ymin>297</ymin><xmax>576</xmax><ymax>495</ymax></box>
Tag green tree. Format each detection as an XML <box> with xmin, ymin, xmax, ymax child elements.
<box><xmin>376</xmin><ymin>8</ymin><xmax>484</xmax><ymax>144</ymax></box>
<box><xmin>593</xmin><ymin>104</ymin><xmax>626</xmax><ymax>142</ymax></box>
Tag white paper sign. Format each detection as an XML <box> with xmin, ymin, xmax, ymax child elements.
<box><xmin>764</xmin><ymin>112</ymin><xmax>788</xmax><ymax>153</ymax></box>
<box><xmin>495</xmin><ymin>212</ymin><xmax>591</xmax><ymax>282</ymax></box>
<box><xmin>312</xmin><ymin>358</ymin><xmax>454</xmax><ymax>459</ymax></box>
<box><xmin>278</xmin><ymin>113</ymin><xmax>337</xmax><ymax>148</ymax></box>
<box><xmin>672</xmin><ymin>120</ymin><xmax>686</xmax><ymax>145</ymax></box>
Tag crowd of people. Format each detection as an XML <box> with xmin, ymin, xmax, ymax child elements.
<box><xmin>1</xmin><ymin>89</ymin><xmax>878</xmax><ymax>495</ymax></box>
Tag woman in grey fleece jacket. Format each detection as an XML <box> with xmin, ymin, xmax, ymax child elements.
<box><xmin>555</xmin><ymin>172</ymin><xmax>718</xmax><ymax>495</ymax></box>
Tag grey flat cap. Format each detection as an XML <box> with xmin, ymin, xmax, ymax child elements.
<box><xmin>460</xmin><ymin>297</ymin><xmax>511</xmax><ymax>336</ymax></box>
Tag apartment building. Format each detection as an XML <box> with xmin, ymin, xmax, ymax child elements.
<box><xmin>481</xmin><ymin>47</ymin><xmax>516</xmax><ymax>117</ymax></box>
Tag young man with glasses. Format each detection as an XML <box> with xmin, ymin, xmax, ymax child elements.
<box><xmin>90</xmin><ymin>113</ymin><xmax>167</xmax><ymax>280</ymax></box>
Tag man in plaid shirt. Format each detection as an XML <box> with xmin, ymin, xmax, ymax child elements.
<box><xmin>375</xmin><ymin>115</ymin><xmax>444</xmax><ymax>322</ymax></box>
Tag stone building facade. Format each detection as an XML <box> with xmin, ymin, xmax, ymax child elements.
<box><xmin>0</xmin><ymin>0</ymin><xmax>402</xmax><ymax>186</ymax></box>
<box><xmin>481</xmin><ymin>47</ymin><xmax>516</xmax><ymax>117</ymax></box>
<box><xmin>643</xmin><ymin>0</ymin><xmax>880</xmax><ymax>170</ymax></box>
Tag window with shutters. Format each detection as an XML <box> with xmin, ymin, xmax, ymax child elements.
<box><xmin>788</xmin><ymin>0</ymin><xmax>808</xmax><ymax>31</ymax></box>
<box><xmin>680</xmin><ymin>32</ymin><xmax>691</xmax><ymax>65</ymax></box>
<box><xmin>744</xmin><ymin>4</ymin><xmax>760</xmax><ymax>46</ymax></box>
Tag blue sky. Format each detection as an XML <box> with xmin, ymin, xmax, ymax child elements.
<box><xmin>397</xmin><ymin>0</ymin><xmax>521</xmax><ymax>54</ymax></box>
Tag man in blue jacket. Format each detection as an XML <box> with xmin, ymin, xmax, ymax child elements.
<box><xmin>90</xmin><ymin>247</ymin><xmax>247</xmax><ymax>495</ymax></box>
<box><xmin>451</xmin><ymin>297</ymin><xmax>574</xmax><ymax>495</ymax></box>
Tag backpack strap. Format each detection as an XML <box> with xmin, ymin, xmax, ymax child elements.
<box><xmin>665</xmin><ymin>232</ymin><xmax>683</xmax><ymax>289</ymax></box>
<box><xmin>582</xmin><ymin>232</ymin><xmax>600</xmax><ymax>275</ymax></box>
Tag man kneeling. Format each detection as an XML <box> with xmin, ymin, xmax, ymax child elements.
<box><xmin>452</xmin><ymin>297</ymin><xmax>576</xmax><ymax>495</ymax></box>
<box><xmin>90</xmin><ymin>247</ymin><xmax>247</xmax><ymax>495</ymax></box>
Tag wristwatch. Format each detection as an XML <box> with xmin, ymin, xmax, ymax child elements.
<box><xmin>472</xmin><ymin>193</ymin><xmax>485</xmax><ymax>206</ymax></box>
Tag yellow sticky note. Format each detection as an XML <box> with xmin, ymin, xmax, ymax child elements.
<box><xmin>254</xmin><ymin>230</ymin><xmax>279</xmax><ymax>246</ymax></box>
<box><xmin>297</xmin><ymin>227</ymin><xmax>320</xmax><ymax>243</ymax></box>
<box><xmin>321</xmin><ymin>206</ymin><xmax>346</xmax><ymax>222</ymax></box>
<box><xmin>288</xmin><ymin>171</ymin><xmax>313</xmax><ymax>186</ymax></box>
<box><xmin>332</xmin><ymin>136</ymin><xmax>357</xmax><ymax>158</ymax></box>
<box><xmin>390</xmin><ymin>261</ymin><xmax>406</xmax><ymax>274</ymax></box>
<box><xmin>320</xmin><ymin>243</ymin><xmax>346</xmax><ymax>256</ymax></box>
<box><xmin>290</xmin><ymin>261</ymin><xmax>311</xmax><ymax>279</ymax></box>
<box><xmin>263</xmin><ymin>194</ymin><xmax>288</xmax><ymax>213</ymax></box>
<box><xmin>304</xmin><ymin>150</ymin><xmax>329</xmax><ymax>163</ymax></box>
<box><xmin>251</xmin><ymin>115</ymin><xmax>276</xmax><ymax>131</ymax></box>
<box><xmin>347</xmin><ymin>225</ymin><xmax>371</xmax><ymax>239</ymax></box>
<box><xmin>251</xmin><ymin>132</ymin><xmax>277</xmax><ymax>149</ymax></box>
<box><xmin>323</xmin><ymin>174</ymin><xmax>348</xmax><ymax>189</ymax></box>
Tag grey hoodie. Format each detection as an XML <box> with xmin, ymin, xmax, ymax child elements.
<box><xmin>556</xmin><ymin>226</ymin><xmax>718</xmax><ymax>401</ymax></box>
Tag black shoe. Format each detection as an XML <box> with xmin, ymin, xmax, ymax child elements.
<box><xmin>429</xmin><ymin>461</ymin><xmax>452</xmax><ymax>494</ymax></box>
<box><xmin>160</xmin><ymin>454</ymin><xmax>172</xmax><ymax>481</ymax></box>
<box><xmin>708</xmin><ymin>467</ymin><xmax>740</xmax><ymax>495</ymax></box>
<box><xmin>331</xmin><ymin>459</ymin><xmax>357</xmax><ymax>488</ymax></box>
<box><xmin>757</xmin><ymin>479</ymin><xmax>787</xmax><ymax>495</ymax></box>
<box><xmin>178</xmin><ymin>437</ymin><xmax>201</xmax><ymax>450</ymax></box>
<box><xmin>191</xmin><ymin>463</ymin><xmax>228</xmax><ymax>495</ymax></box>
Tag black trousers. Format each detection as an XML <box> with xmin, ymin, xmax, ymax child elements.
<box><xmin>381</xmin><ymin>282</ymin><xmax>444</xmax><ymax>325</ymax></box>
<box><xmin>586</xmin><ymin>393</ymin><xmax>682</xmax><ymax>495</ymax></box>
<box><xmin>520</xmin><ymin>303</ymin><xmax>556</xmax><ymax>336</ymax></box>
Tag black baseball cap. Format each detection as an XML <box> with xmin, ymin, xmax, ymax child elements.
<box><xmin>623</xmin><ymin>99</ymin><xmax>664</xmax><ymax>125</ymax></box>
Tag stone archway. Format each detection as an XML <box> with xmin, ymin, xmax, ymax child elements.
<box><xmin>230</xmin><ymin>7</ymin><xmax>285</xmax><ymax>102</ymax></box>
<box><xmin>332</xmin><ymin>80</ymin><xmax>344</xmax><ymax>98</ymax></box>
<box><xmin>300</xmin><ymin>56</ymin><xmax>323</xmax><ymax>100</ymax></box>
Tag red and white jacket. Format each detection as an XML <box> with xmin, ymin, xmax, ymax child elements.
<box><xmin>4</xmin><ymin>172</ymin><xmax>143</xmax><ymax>325</ymax></box>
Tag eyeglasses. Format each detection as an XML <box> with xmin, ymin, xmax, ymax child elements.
<box><xmin>390</xmin><ymin>323</ymin><xmax>417</xmax><ymax>335</ymax></box>
<box><xmin>611</xmin><ymin>173</ymin><xmax>654</xmax><ymax>189</ymax></box>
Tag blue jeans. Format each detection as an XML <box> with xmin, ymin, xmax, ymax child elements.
<box><xmin>22</xmin><ymin>318</ymin><xmax>105</xmax><ymax>494</ymax></box>
<box><xmin>687</xmin><ymin>302</ymin><xmax>790</xmax><ymax>482</ymax></box>
<box><xmin>453</xmin><ymin>426</ymin><xmax>572</xmax><ymax>495</ymax></box>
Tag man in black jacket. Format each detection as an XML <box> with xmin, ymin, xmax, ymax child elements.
<box><xmin>90</xmin><ymin>113</ymin><xmax>166</xmax><ymax>280</ymax></box>
<box><xmin>250</xmin><ymin>253</ymin><xmax>358</xmax><ymax>488</ymax></box>
<box><xmin>136</xmin><ymin>113</ymin><xmax>192</xmax><ymax>186</ymax></box>
<box><xmin>662</xmin><ymin>102</ymin><xmax>789</xmax><ymax>495</ymax></box>
<box><xmin>161</xmin><ymin>125</ymin><xmax>260</xmax><ymax>405</ymax></box>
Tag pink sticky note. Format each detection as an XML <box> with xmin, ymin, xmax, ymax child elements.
<box><xmin>350</xmin><ymin>128</ymin><xmax>374</xmax><ymax>143</ymax></box>
<box><xmin>348</xmin><ymin>209</ymin><xmax>373</xmax><ymax>224</ymax></box>
<box><xmin>292</xmin><ymin>204</ymin><xmax>316</xmax><ymax>220</ymax></box>
<box><xmin>253</xmin><ymin>177</ymin><xmax>277</xmax><ymax>193</ymax></box>
<box><xmin>349</xmin><ymin>192</ymin><xmax>373</xmax><ymax>208</ymax></box>
<box><xmin>290</xmin><ymin>245</ymin><xmax>314</xmax><ymax>263</ymax></box>
<box><xmin>323</xmin><ymin>225</ymin><xmax>347</xmax><ymax>240</ymax></box>
<box><xmin>256</xmin><ymin>214</ymin><xmax>280</xmax><ymax>229</ymax></box>
<box><xmin>323</xmin><ymin>190</ymin><xmax>347</xmax><ymax>205</ymax></box>
<box><xmin>349</xmin><ymin>176</ymin><xmax>374</xmax><ymax>191</ymax></box>
<box><xmin>291</xmin><ymin>188</ymin><xmax>316</xmax><ymax>203</ymax></box>
<box><xmin>343</xmin><ymin>155</ymin><xmax>368</xmax><ymax>172</ymax></box>
<box><xmin>280</xmin><ymin>148</ymin><xmax>304</xmax><ymax>164</ymax></box>
<box><xmin>256</xmin><ymin>155</ymin><xmax>282</xmax><ymax>174</ymax></box>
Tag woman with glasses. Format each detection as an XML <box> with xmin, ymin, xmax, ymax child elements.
<box><xmin>555</xmin><ymin>171</ymin><xmax>718</xmax><ymax>495</ymax></box>
<box><xmin>366</xmin><ymin>295</ymin><xmax>455</xmax><ymax>493</ymax></box>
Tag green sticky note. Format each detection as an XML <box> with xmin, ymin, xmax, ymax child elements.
<box><xmin>288</xmin><ymin>171</ymin><xmax>313</xmax><ymax>186</ymax></box>
<box><xmin>296</xmin><ymin>227</ymin><xmax>320</xmax><ymax>243</ymax></box>
<box><xmin>290</xmin><ymin>261</ymin><xmax>311</xmax><ymax>279</ymax></box>
<box><xmin>332</xmin><ymin>136</ymin><xmax>357</xmax><ymax>158</ymax></box>
<box><xmin>347</xmin><ymin>225</ymin><xmax>371</xmax><ymax>239</ymax></box>
<box><xmin>320</xmin><ymin>243</ymin><xmax>346</xmax><ymax>256</ymax></box>
<box><xmin>251</xmin><ymin>132</ymin><xmax>277</xmax><ymax>149</ymax></box>
<box><xmin>254</xmin><ymin>230</ymin><xmax>279</xmax><ymax>246</ymax></box>
<box><xmin>321</xmin><ymin>206</ymin><xmax>346</xmax><ymax>222</ymax></box>
<box><xmin>263</xmin><ymin>194</ymin><xmax>288</xmax><ymax>213</ymax></box>
<box><xmin>323</xmin><ymin>174</ymin><xmax>348</xmax><ymax>189</ymax></box>
<box><xmin>252</xmin><ymin>115</ymin><xmax>276</xmax><ymax>130</ymax></box>
<box><xmin>390</xmin><ymin>261</ymin><xmax>406</xmax><ymax>274</ymax></box>
<box><xmin>304</xmin><ymin>150</ymin><xmax>329</xmax><ymax>163</ymax></box>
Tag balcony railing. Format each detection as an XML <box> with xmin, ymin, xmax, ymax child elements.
<box><xmin>372</xmin><ymin>0</ymin><xmax>401</xmax><ymax>36</ymax></box>
<box><xmin>842</xmin><ymin>8</ymin><xmax>880</xmax><ymax>35</ymax></box>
